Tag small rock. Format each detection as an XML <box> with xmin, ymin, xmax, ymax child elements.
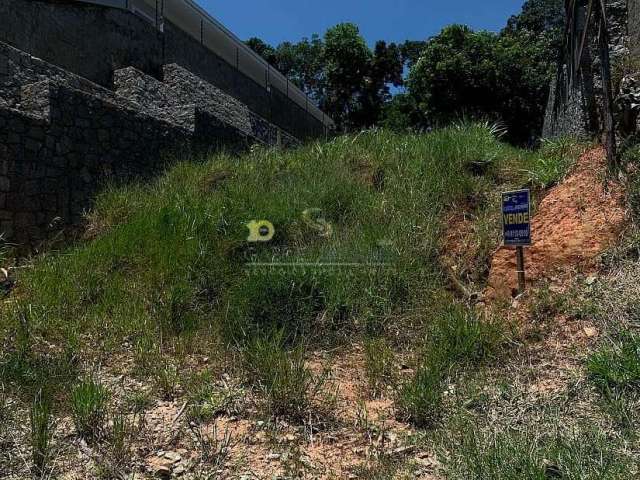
<box><xmin>392</xmin><ymin>445</ymin><xmax>416</xmax><ymax>456</ymax></box>
<box><xmin>154</xmin><ymin>465</ymin><xmax>171</xmax><ymax>479</ymax></box>
<box><xmin>266</xmin><ymin>453</ymin><xmax>281</xmax><ymax>461</ymax></box>
<box><xmin>583</xmin><ymin>326</ymin><xmax>598</xmax><ymax>338</ymax></box>
<box><xmin>164</xmin><ymin>451</ymin><xmax>181</xmax><ymax>463</ymax></box>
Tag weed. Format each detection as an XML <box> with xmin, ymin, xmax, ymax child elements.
<box><xmin>110</xmin><ymin>413</ymin><xmax>132</xmax><ymax>463</ymax></box>
<box><xmin>154</xmin><ymin>359</ymin><xmax>181</xmax><ymax>399</ymax></box>
<box><xmin>186</xmin><ymin>371</ymin><xmax>245</xmax><ymax>424</ymax></box>
<box><xmin>588</xmin><ymin>332</ymin><xmax>640</xmax><ymax>392</ymax></box>
<box><xmin>125</xmin><ymin>389</ymin><xmax>153</xmax><ymax>413</ymax></box>
<box><xmin>0</xmin><ymin>383</ymin><xmax>8</xmax><ymax>423</ymax></box>
<box><xmin>243</xmin><ymin>330</ymin><xmax>324</xmax><ymax>418</ymax></box>
<box><xmin>364</xmin><ymin>337</ymin><xmax>395</xmax><ymax>397</ymax></box>
<box><xmin>427</xmin><ymin>304</ymin><xmax>504</xmax><ymax>369</ymax></box>
<box><xmin>599</xmin><ymin>388</ymin><xmax>636</xmax><ymax>432</ymax></box>
<box><xmin>397</xmin><ymin>305</ymin><xmax>503</xmax><ymax>427</ymax></box>
<box><xmin>524</xmin><ymin>136</ymin><xmax>582</xmax><ymax>189</ymax></box>
<box><xmin>30</xmin><ymin>389</ymin><xmax>55</xmax><ymax>478</ymax></box>
<box><xmin>441</xmin><ymin>420</ymin><xmax>630</xmax><ymax>479</ymax></box>
<box><xmin>396</xmin><ymin>361</ymin><xmax>445</xmax><ymax>428</ymax></box>
<box><xmin>191</xmin><ymin>422</ymin><xmax>233</xmax><ymax>469</ymax></box>
<box><xmin>70</xmin><ymin>378</ymin><xmax>109</xmax><ymax>439</ymax></box>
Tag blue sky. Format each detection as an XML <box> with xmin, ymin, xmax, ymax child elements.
<box><xmin>201</xmin><ymin>0</ymin><xmax>527</xmax><ymax>46</ymax></box>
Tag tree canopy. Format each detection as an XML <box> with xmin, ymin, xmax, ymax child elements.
<box><xmin>246</xmin><ymin>0</ymin><xmax>564</xmax><ymax>143</ymax></box>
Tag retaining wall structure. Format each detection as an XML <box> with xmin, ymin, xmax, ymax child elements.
<box><xmin>0</xmin><ymin>0</ymin><xmax>328</xmax><ymax>140</ymax></box>
<box><xmin>0</xmin><ymin>39</ymin><xmax>300</xmax><ymax>246</ymax></box>
<box><xmin>543</xmin><ymin>0</ymin><xmax>635</xmax><ymax>139</ymax></box>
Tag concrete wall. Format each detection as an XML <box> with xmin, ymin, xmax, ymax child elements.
<box><xmin>0</xmin><ymin>0</ymin><xmax>326</xmax><ymax>140</ymax></box>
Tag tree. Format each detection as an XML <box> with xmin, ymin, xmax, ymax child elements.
<box><xmin>407</xmin><ymin>24</ymin><xmax>554</xmax><ymax>143</ymax></box>
<box><xmin>322</xmin><ymin>23</ymin><xmax>372</xmax><ymax>130</ymax></box>
<box><xmin>246</xmin><ymin>37</ymin><xmax>277</xmax><ymax>65</ymax></box>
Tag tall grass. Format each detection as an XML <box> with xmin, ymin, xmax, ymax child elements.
<box><xmin>0</xmin><ymin>125</ymin><xmax>569</xmax><ymax>388</ymax></box>
<box><xmin>442</xmin><ymin>420</ymin><xmax>631</xmax><ymax>479</ymax></box>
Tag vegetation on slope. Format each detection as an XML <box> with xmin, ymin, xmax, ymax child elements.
<box><xmin>2</xmin><ymin>124</ymin><xmax>613</xmax><ymax>478</ymax></box>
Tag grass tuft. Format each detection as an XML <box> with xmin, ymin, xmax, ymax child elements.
<box><xmin>243</xmin><ymin>329</ymin><xmax>324</xmax><ymax>418</ymax></box>
<box><xmin>70</xmin><ymin>378</ymin><xmax>109</xmax><ymax>440</ymax></box>
<box><xmin>30</xmin><ymin>389</ymin><xmax>55</xmax><ymax>478</ymax></box>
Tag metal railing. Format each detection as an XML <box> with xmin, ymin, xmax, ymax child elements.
<box><xmin>75</xmin><ymin>0</ymin><xmax>333</xmax><ymax>130</ymax></box>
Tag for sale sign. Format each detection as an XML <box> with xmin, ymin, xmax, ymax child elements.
<box><xmin>502</xmin><ymin>189</ymin><xmax>531</xmax><ymax>246</ymax></box>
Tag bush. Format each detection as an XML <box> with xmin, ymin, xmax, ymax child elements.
<box><xmin>70</xmin><ymin>378</ymin><xmax>109</xmax><ymax>439</ymax></box>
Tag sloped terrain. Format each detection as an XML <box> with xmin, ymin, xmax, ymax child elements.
<box><xmin>487</xmin><ymin>147</ymin><xmax>628</xmax><ymax>299</ymax></box>
<box><xmin>3</xmin><ymin>127</ymin><xmax>640</xmax><ymax>479</ymax></box>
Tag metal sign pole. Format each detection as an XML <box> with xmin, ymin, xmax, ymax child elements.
<box><xmin>516</xmin><ymin>246</ymin><xmax>526</xmax><ymax>294</ymax></box>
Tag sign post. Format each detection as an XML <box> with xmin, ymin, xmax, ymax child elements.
<box><xmin>502</xmin><ymin>189</ymin><xmax>531</xmax><ymax>295</ymax></box>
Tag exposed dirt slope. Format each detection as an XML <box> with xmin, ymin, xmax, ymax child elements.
<box><xmin>487</xmin><ymin>147</ymin><xmax>627</xmax><ymax>299</ymax></box>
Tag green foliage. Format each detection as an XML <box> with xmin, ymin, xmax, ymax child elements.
<box><xmin>588</xmin><ymin>333</ymin><xmax>640</xmax><ymax>392</ymax></box>
<box><xmin>396</xmin><ymin>361</ymin><xmax>445</xmax><ymax>428</ymax></box>
<box><xmin>243</xmin><ymin>330</ymin><xmax>324</xmax><ymax>418</ymax></box>
<box><xmin>110</xmin><ymin>413</ymin><xmax>132</xmax><ymax>462</ymax></box>
<box><xmin>70</xmin><ymin>378</ymin><xmax>109</xmax><ymax>439</ymax></box>
<box><xmin>503</xmin><ymin>0</ymin><xmax>564</xmax><ymax>51</ymax></box>
<box><xmin>247</xmin><ymin>24</ymin><xmax>404</xmax><ymax>131</ymax></box>
<box><xmin>186</xmin><ymin>371</ymin><xmax>244</xmax><ymax>423</ymax></box>
<box><xmin>30</xmin><ymin>389</ymin><xmax>55</xmax><ymax>478</ymax></box>
<box><xmin>153</xmin><ymin>359</ymin><xmax>181</xmax><ymax>400</ymax></box>
<box><xmin>0</xmin><ymin>126</ymin><xmax>526</xmax><ymax>357</ymax></box>
<box><xmin>397</xmin><ymin>304</ymin><xmax>503</xmax><ymax>427</ymax></box>
<box><xmin>426</xmin><ymin>305</ymin><xmax>503</xmax><ymax>368</ymax></box>
<box><xmin>364</xmin><ymin>337</ymin><xmax>395</xmax><ymax>397</ymax></box>
<box><xmin>407</xmin><ymin>24</ymin><xmax>554</xmax><ymax>143</ymax></box>
<box><xmin>524</xmin><ymin>136</ymin><xmax>583</xmax><ymax>188</ymax></box>
<box><xmin>442</xmin><ymin>421</ymin><xmax>630</xmax><ymax>479</ymax></box>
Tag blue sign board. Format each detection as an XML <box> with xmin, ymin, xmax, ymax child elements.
<box><xmin>502</xmin><ymin>189</ymin><xmax>531</xmax><ymax>246</ymax></box>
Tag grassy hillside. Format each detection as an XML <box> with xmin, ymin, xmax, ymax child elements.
<box><xmin>1</xmin><ymin>125</ymin><xmax>531</xmax><ymax>358</ymax></box>
<box><xmin>5</xmin><ymin>124</ymin><xmax>626</xmax><ymax>479</ymax></box>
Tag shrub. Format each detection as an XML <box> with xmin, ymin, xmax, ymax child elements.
<box><xmin>70</xmin><ymin>378</ymin><xmax>109</xmax><ymax>439</ymax></box>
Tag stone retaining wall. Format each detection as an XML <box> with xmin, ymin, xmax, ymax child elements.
<box><xmin>0</xmin><ymin>0</ymin><xmax>326</xmax><ymax>140</ymax></box>
<box><xmin>0</xmin><ymin>80</ymin><xmax>191</xmax><ymax>244</ymax></box>
<box><xmin>0</xmin><ymin>39</ymin><xmax>303</xmax><ymax>246</ymax></box>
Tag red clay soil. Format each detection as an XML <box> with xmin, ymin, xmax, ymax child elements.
<box><xmin>486</xmin><ymin>147</ymin><xmax>627</xmax><ymax>299</ymax></box>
